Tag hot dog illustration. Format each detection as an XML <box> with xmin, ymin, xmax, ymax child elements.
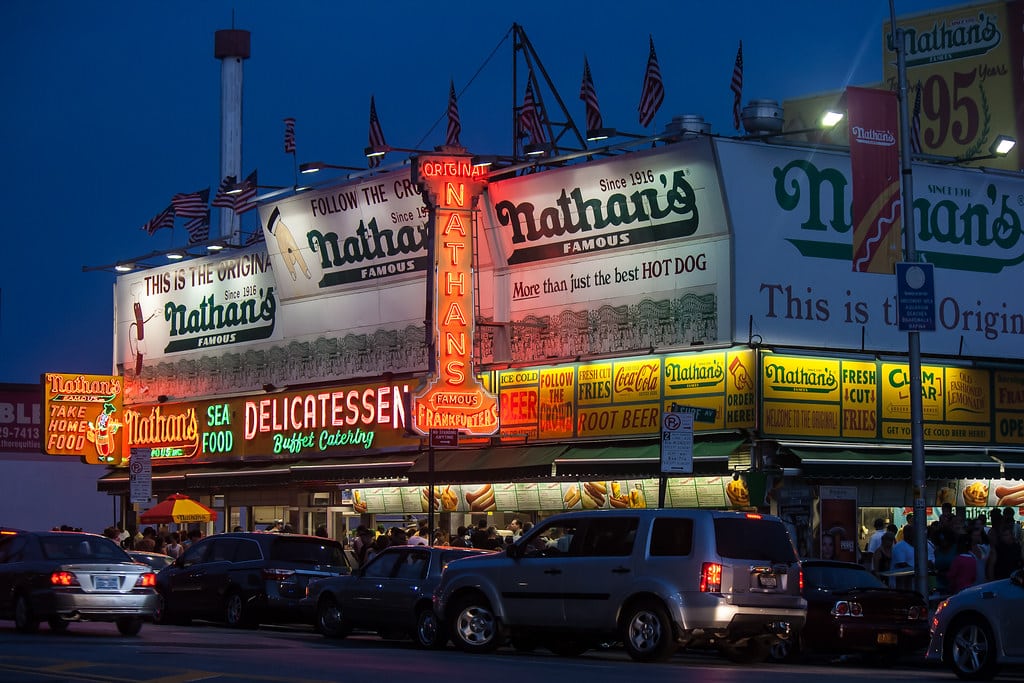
<box><xmin>581</xmin><ymin>481</ymin><xmax>607</xmax><ymax>509</ymax></box>
<box><xmin>466</xmin><ymin>484</ymin><xmax>495</xmax><ymax>512</ymax></box>
<box><xmin>995</xmin><ymin>482</ymin><xmax>1024</xmax><ymax>507</ymax></box>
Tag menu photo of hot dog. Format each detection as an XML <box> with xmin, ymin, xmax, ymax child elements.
<box><xmin>580</xmin><ymin>481</ymin><xmax>609</xmax><ymax>509</ymax></box>
<box><xmin>993</xmin><ymin>479</ymin><xmax>1024</xmax><ymax>507</ymax></box>
<box><xmin>465</xmin><ymin>483</ymin><xmax>496</xmax><ymax>512</ymax></box>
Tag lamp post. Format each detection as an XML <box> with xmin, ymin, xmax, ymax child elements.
<box><xmin>889</xmin><ymin>0</ymin><xmax>929</xmax><ymax>600</ymax></box>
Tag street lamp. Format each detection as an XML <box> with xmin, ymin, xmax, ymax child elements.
<box><xmin>937</xmin><ymin>135</ymin><xmax>1017</xmax><ymax>164</ymax></box>
<box><xmin>585</xmin><ymin>127</ymin><xmax>650</xmax><ymax>142</ymax></box>
<box><xmin>299</xmin><ymin>161</ymin><xmax>364</xmax><ymax>174</ymax></box>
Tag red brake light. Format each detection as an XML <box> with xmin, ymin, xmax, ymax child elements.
<box><xmin>700</xmin><ymin>562</ymin><xmax>722</xmax><ymax>592</ymax></box>
<box><xmin>832</xmin><ymin>601</ymin><xmax>850</xmax><ymax>616</ymax></box>
<box><xmin>50</xmin><ymin>571</ymin><xmax>79</xmax><ymax>586</ymax></box>
<box><xmin>136</xmin><ymin>572</ymin><xmax>157</xmax><ymax>588</ymax></box>
<box><xmin>799</xmin><ymin>568</ymin><xmax>804</xmax><ymax>592</ymax></box>
<box><xmin>262</xmin><ymin>568</ymin><xmax>295</xmax><ymax>582</ymax></box>
<box><xmin>744</xmin><ymin>513</ymin><xmax>763</xmax><ymax>520</ymax></box>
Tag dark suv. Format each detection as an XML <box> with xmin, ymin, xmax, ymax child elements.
<box><xmin>154</xmin><ymin>532</ymin><xmax>349</xmax><ymax>627</ymax></box>
<box><xmin>434</xmin><ymin>509</ymin><xmax>806</xmax><ymax>662</ymax></box>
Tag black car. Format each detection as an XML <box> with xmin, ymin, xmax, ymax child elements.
<box><xmin>0</xmin><ymin>530</ymin><xmax>158</xmax><ymax>635</ymax></box>
<box><xmin>304</xmin><ymin>545</ymin><xmax>492</xmax><ymax>647</ymax></box>
<box><xmin>772</xmin><ymin>559</ymin><xmax>929</xmax><ymax>663</ymax></box>
<box><xmin>154</xmin><ymin>532</ymin><xmax>350</xmax><ymax>628</ymax></box>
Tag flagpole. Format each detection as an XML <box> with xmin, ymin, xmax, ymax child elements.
<box><xmin>889</xmin><ymin>0</ymin><xmax>928</xmax><ymax>601</ymax></box>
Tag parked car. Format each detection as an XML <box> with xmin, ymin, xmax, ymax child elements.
<box><xmin>0</xmin><ymin>530</ymin><xmax>158</xmax><ymax>635</ymax></box>
<box><xmin>926</xmin><ymin>568</ymin><xmax>1024</xmax><ymax>680</ymax></box>
<box><xmin>154</xmin><ymin>532</ymin><xmax>350</xmax><ymax>628</ymax></box>
<box><xmin>433</xmin><ymin>509</ymin><xmax>806</xmax><ymax>662</ymax></box>
<box><xmin>305</xmin><ymin>545</ymin><xmax>492</xmax><ymax>647</ymax></box>
<box><xmin>128</xmin><ymin>551</ymin><xmax>175</xmax><ymax>571</ymax></box>
<box><xmin>770</xmin><ymin>559</ymin><xmax>929</xmax><ymax>663</ymax></box>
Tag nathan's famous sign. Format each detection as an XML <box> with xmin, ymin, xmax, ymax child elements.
<box><xmin>42</xmin><ymin>373</ymin><xmax>124</xmax><ymax>465</ymax></box>
<box><xmin>409</xmin><ymin>153</ymin><xmax>499</xmax><ymax>436</ymax></box>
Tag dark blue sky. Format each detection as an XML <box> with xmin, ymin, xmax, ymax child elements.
<box><xmin>1</xmin><ymin>0</ymin><xmax>957</xmax><ymax>383</ymax></box>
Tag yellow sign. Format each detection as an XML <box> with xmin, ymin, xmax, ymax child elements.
<box><xmin>42</xmin><ymin>373</ymin><xmax>124</xmax><ymax>465</ymax></box>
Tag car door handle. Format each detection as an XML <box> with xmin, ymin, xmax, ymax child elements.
<box><xmin>543</xmin><ymin>569</ymin><xmax>562</xmax><ymax>575</ymax></box>
<box><xmin>611</xmin><ymin>568</ymin><xmax>631</xmax><ymax>574</ymax></box>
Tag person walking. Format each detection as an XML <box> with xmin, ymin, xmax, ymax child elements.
<box><xmin>987</xmin><ymin>523</ymin><xmax>1023</xmax><ymax>581</ymax></box>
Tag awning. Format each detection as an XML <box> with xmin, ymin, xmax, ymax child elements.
<box><xmin>791</xmin><ymin>448</ymin><xmax>1003</xmax><ymax>480</ymax></box>
<box><xmin>553</xmin><ymin>439</ymin><xmax>746</xmax><ymax>477</ymax></box>
<box><xmin>406</xmin><ymin>445</ymin><xmax>569</xmax><ymax>484</ymax></box>
<box><xmin>97</xmin><ymin>454</ymin><xmax>416</xmax><ymax>494</ymax></box>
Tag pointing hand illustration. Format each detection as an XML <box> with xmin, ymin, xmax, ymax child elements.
<box><xmin>267</xmin><ymin>207</ymin><xmax>311</xmax><ymax>281</ymax></box>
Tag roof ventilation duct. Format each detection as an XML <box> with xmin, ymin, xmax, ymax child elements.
<box><xmin>740</xmin><ymin>99</ymin><xmax>784</xmax><ymax>136</ymax></box>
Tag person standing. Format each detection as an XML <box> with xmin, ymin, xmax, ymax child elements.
<box><xmin>871</xmin><ymin>532</ymin><xmax>895</xmax><ymax>578</ymax></box>
<box><xmin>891</xmin><ymin>524</ymin><xmax>916</xmax><ymax>589</ymax></box>
<box><xmin>987</xmin><ymin>523</ymin><xmax>1023</xmax><ymax>581</ymax></box>
<box><xmin>946</xmin><ymin>534</ymin><xmax>977</xmax><ymax>594</ymax></box>
<box><xmin>866</xmin><ymin>518</ymin><xmax>887</xmax><ymax>553</ymax></box>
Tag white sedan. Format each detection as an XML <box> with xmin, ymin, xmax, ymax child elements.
<box><xmin>926</xmin><ymin>569</ymin><xmax>1024</xmax><ymax>680</ymax></box>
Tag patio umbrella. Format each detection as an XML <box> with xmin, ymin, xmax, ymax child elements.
<box><xmin>139</xmin><ymin>493</ymin><xmax>218</xmax><ymax>524</ymax></box>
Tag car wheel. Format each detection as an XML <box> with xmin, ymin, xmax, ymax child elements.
<box><xmin>414</xmin><ymin>607</ymin><xmax>445</xmax><ymax>649</ymax></box>
<box><xmin>14</xmin><ymin>595</ymin><xmax>39</xmax><ymax>634</ymax></box>
<box><xmin>450</xmin><ymin>596</ymin><xmax>501</xmax><ymax>653</ymax></box>
<box><xmin>548</xmin><ymin>639</ymin><xmax>591</xmax><ymax>657</ymax></box>
<box><xmin>947</xmin><ymin>616</ymin><xmax>1000</xmax><ymax>681</ymax></box>
<box><xmin>224</xmin><ymin>591</ymin><xmax>253</xmax><ymax>629</ymax></box>
<box><xmin>47</xmin><ymin>618</ymin><xmax>70</xmax><ymax>633</ymax></box>
<box><xmin>769</xmin><ymin>632</ymin><xmax>801</xmax><ymax>663</ymax></box>
<box><xmin>116</xmin><ymin>617</ymin><xmax>143</xmax><ymax>636</ymax></box>
<box><xmin>316</xmin><ymin>596</ymin><xmax>349</xmax><ymax>639</ymax></box>
<box><xmin>721</xmin><ymin>637</ymin><xmax>770</xmax><ymax>664</ymax></box>
<box><xmin>620</xmin><ymin>599</ymin><xmax>676</xmax><ymax>662</ymax></box>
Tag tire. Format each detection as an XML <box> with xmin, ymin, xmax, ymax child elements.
<box><xmin>316</xmin><ymin>596</ymin><xmax>349</xmax><ymax>639</ymax></box>
<box><xmin>620</xmin><ymin>599</ymin><xmax>676</xmax><ymax>662</ymax></box>
<box><xmin>721</xmin><ymin>637</ymin><xmax>770</xmax><ymax>664</ymax></box>
<box><xmin>116</xmin><ymin>617</ymin><xmax>143</xmax><ymax>636</ymax></box>
<box><xmin>14</xmin><ymin>595</ymin><xmax>39</xmax><ymax>634</ymax></box>
<box><xmin>450</xmin><ymin>596</ymin><xmax>501</xmax><ymax>653</ymax></box>
<box><xmin>548</xmin><ymin>639</ymin><xmax>591</xmax><ymax>657</ymax></box>
<box><xmin>946</xmin><ymin>616</ymin><xmax>1000</xmax><ymax>681</ymax></box>
<box><xmin>47</xmin><ymin>618</ymin><xmax>70</xmax><ymax>633</ymax></box>
<box><xmin>769</xmin><ymin>632</ymin><xmax>802</xmax><ymax>663</ymax></box>
<box><xmin>224</xmin><ymin>591</ymin><xmax>253</xmax><ymax>629</ymax></box>
<box><xmin>414</xmin><ymin>607</ymin><xmax>445</xmax><ymax>649</ymax></box>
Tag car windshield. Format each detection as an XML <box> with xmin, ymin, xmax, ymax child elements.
<box><xmin>803</xmin><ymin>564</ymin><xmax>885</xmax><ymax>590</ymax></box>
<box><xmin>269</xmin><ymin>538</ymin><xmax>346</xmax><ymax>566</ymax></box>
<box><xmin>42</xmin><ymin>536</ymin><xmax>130</xmax><ymax>562</ymax></box>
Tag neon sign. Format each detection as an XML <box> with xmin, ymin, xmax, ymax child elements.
<box><xmin>410</xmin><ymin>153</ymin><xmax>499</xmax><ymax>436</ymax></box>
<box><xmin>42</xmin><ymin>373</ymin><xmax>124</xmax><ymax>465</ymax></box>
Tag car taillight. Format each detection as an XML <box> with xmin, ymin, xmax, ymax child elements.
<box><xmin>908</xmin><ymin>605</ymin><xmax>926</xmax><ymax>620</ymax></box>
<box><xmin>135</xmin><ymin>573</ymin><xmax>157</xmax><ymax>588</ymax></box>
<box><xmin>798</xmin><ymin>568</ymin><xmax>804</xmax><ymax>592</ymax></box>
<box><xmin>51</xmin><ymin>571</ymin><xmax>79</xmax><ymax>586</ymax></box>
<box><xmin>832</xmin><ymin>600</ymin><xmax>863</xmax><ymax>617</ymax></box>
<box><xmin>700</xmin><ymin>562</ymin><xmax>722</xmax><ymax>592</ymax></box>
<box><xmin>262</xmin><ymin>568</ymin><xmax>295</xmax><ymax>582</ymax></box>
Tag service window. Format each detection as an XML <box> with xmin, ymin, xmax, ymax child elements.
<box><xmin>650</xmin><ymin>517</ymin><xmax>694</xmax><ymax>556</ymax></box>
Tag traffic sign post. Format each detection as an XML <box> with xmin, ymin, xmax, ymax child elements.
<box><xmin>129</xmin><ymin>447</ymin><xmax>152</xmax><ymax>505</ymax></box>
<box><xmin>659</xmin><ymin>412</ymin><xmax>694</xmax><ymax>507</ymax></box>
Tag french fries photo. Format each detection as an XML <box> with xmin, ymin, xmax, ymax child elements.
<box><xmin>563</xmin><ymin>484</ymin><xmax>581</xmax><ymax>509</ymax></box>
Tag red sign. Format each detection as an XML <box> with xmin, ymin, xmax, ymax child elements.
<box><xmin>847</xmin><ymin>86</ymin><xmax>901</xmax><ymax>274</ymax></box>
<box><xmin>411</xmin><ymin>154</ymin><xmax>499</xmax><ymax>436</ymax></box>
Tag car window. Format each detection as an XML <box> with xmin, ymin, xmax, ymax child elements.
<box><xmin>0</xmin><ymin>535</ymin><xmax>29</xmax><ymax>563</ymax></box>
<box><xmin>235</xmin><ymin>539</ymin><xmax>262</xmax><ymax>562</ymax></box>
<box><xmin>804</xmin><ymin>564</ymin><xmax>884</xmax><ymax>590</ymax></box>
<box><xmin>269</xmin><ymin>538</ymin><xmax>345</xmax><ymax>566</ymax></box>
<box><xmin>714</xmin><ymin>517</ymin><xmax>799</xmax><ymax>563</ymax></box>
<box><xmin>180</xmin><ymin>539</ymin><xmax>211</xmax><ymax>567</ymax></box>
<box><xmin>579</xmin><ymin>517</ymin><xmax>638</xmax><ymax>556</ymax></box>
<box><xmin>362</xmin><ymin>550</ymin><xmax>402</xmax><ymax>578</ymax></box>
<box><xmin>650</xmin><ymin>517</ymin><xmax>694</xmax><ymax>556</ymax></box>
<box><xmin>395</xmin><ymin>550</ymin><xmax>429</xmax><ymax>580</ymax></box>
<box><xmin>210</xmin><ymin>538</ymin><xmax>241</xmax><ymax>562</ymax></box>
<box><xmin>521</xmin><ymin>519</ymin><xmax>587</xmax><ymax>557</ymax></box>
<box><xmin>41</xmin><ymin>536</ymin><xmax>128</xmax><ymax>561</ymax></box>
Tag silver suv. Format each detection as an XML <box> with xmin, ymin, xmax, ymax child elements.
<box><xmin>433</xmin><ymin>509</ymin><xmax>806</xmax><ymax>662</ymax></box>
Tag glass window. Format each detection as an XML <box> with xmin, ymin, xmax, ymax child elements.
<box><xmin>715</xmin><ymin>518</ymin><xmax>799</xmax><ymax>562</ymax></box>
<box><xmin>650</xmin><ymin>518</ymin><xmax>694</xmax><ymax>556</ymax></box>
<box><xmin>521</xmin><ymin>519</ymin><xmax>587</xmax><ymax>557</ymax></box>
<box><xmin>210</xmin><ymin>539</ymin><xmax>241</xmax><ymax>562</ymax></box>
<box><xmin>180</xmin><ymin>539</ymin><xmax>211</xmax><ymax>567</ymax></box>
<box><xmin>235</xmin><ymin>540</ymin><xmax>262</xmax><ymax>562</ymax></box>
<box><xmin>270</xmin><ymin>538</ymin><xmax>344</xmax><ymax>565</ymax></box>
<box><xmin>362</xmin><ymin>550</ymin><xmax>402</xmax><ymax>579</ymax></box>
<box><xmin>395</xmin><ymin>550</ymin><xmax>429</xmax><ymax>580</ymax></box>
<box><xmin>579</xmin><ymin>517</ymin><xmax>638</xmax><ymax>556</ymax></box>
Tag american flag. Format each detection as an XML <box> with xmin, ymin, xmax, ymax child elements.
<box><xmin>910</xmin><ymin>81</ymin><xmax>923</xmax><ymax>154</ymax></box>
<box><xmin>211</xmin><ymin>175</ymin><xmax>237</xmax><ymax>209</ymax></box>
<box><xmin>283</xmin><ymin>117</ymin><xmax>296</xmax><ymax>154</ymax></box>
<box><xmin>519</xmin><ymin>77</ymin><xmax>546</xmax><ymax>144</ymax></box>
<box><xmin>141</xmin><ymin>204</ymin><xmax>175</xmax><ymax>235</ymax></box>
<box><xmin>579</xmin><ymin>57</ymin><xmax>603</xmax><ymax>134</ymax></box>
<box><xmin>233</xmin><ymin>170</ymin><xmax>258</xmax><ymax>214</ymax></box>
<box><xmin>731</xmin><ymin>41</ymin><xmax>744</xmax><ymax>130</ymax></box>
<box><xmin>638</xmin><ymin>36</ymin><xmax>664</xmax><ymax>127</ymax></box>
<box><xmin>185</xmin><ymin>214</ymin><xmax>210</xmax><ymax>244</ymax></box>
<box><xmin>368</xmin><ymin>96</ymin><xmax>387</xmax><ymax>168</ymax></box>
<box><xmin>245</xmin><ymin>227</ymin><xmax>265</xmax><ymax>245</ymax></box>
<box><xmin>446</xmin><ymin>80</ymin><xmax>461</xmax><ymax>147</ymax></box>
<box><xmin>171</xmin><ymin>188</ymin><xmax>209</xmax><ymax>218</ymax></box>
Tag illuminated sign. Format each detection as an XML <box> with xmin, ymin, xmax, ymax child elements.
<box><xmin>410</xmin><ymin>153</ymin><xmax>499</xmax><ymax>436</ymax></box>
<box><xmin>42</xmin><ymin>373</ymin><xmax>124</xmax><ymax>465</ymax></box>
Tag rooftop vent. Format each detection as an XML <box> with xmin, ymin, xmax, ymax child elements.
<box><xmin>741</xmin><ymin>99</ymin><xmax>784</xmax><ymax>135</ymax></box>
<box><xmin>663</xmin><ymin>114</ymin><xmax>711</xmax><ymax>137</ymax></box>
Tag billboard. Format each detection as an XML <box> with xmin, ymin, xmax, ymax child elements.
<box><xmin>718</xmin><ymin>138</ymin><xmax>1024</xmax><ymax>359</ymax></box>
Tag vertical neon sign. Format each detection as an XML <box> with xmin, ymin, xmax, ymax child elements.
<box><xmin>410</xmin><ymin>153</ymin><xmax>499</xmax><ymax>436</ymax></box>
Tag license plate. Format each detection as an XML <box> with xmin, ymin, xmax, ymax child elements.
<box><xmin>94</xmin><ymin>576</ymin><xmax>119</xmax><ymax>590</ymax></box>
<box><xmin>758</xmin><ymin>574</ymin><xmax>777</xmax><ymax>588</ymax></box>
<box><xmin>877</xmin><ymin>632</ymin><xmax>897</xmax><ymax>645</ymax></box>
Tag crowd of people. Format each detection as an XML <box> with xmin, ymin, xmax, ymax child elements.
<box><xmin>95</xmin><ymin>523</ymin><xmax>203</xmax><ymax>559</ymax></box>
<box><xmin>862</xmin><ymin>504</ymin><xmax>1023</xmax><ymax>595</ymax></box>
<box><xmin>347</xmin><ymin>517</ymin><xmax>531</xmax><ymax>566</ymax></box>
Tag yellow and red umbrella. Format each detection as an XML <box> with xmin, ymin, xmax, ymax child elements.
<box><xmin>139</xmin><ymin>493</ymin><xmax>217</xmax><ymax>525</ymax></box>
